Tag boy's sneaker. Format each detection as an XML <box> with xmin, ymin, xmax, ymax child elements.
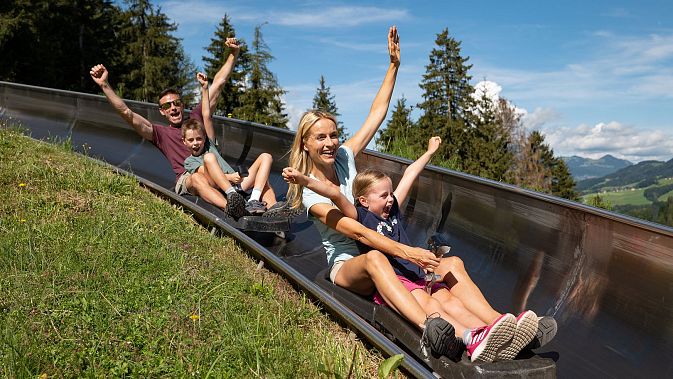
<box><xmin>420</xmin><ymin>315</ymin><xmax>462</xmax><ymax>360</ymax></box>
<box><xmin>225</xmin><ymin>192</ymin><xmax>250</xmax><ymax>219</ymax></box>
<box><xmin>245</xmin><ymin>199</ymin><xmax>267</xmax><ymax>215</ymax></box>
<box><xmin>263</xmin><ymin>201</ymin><xmax>305</xmax><ymax>218</ymax></box>
<box><xmin>525</xmin><ymin>316</ymin><xmax>557</xmax><ymax>350</ymax></box>
<box><xmin>496</xmin><ymin>310</ymin><xmax>538</xmax><ymax>360</ymax></box>
<box><xmin>466</xmin><ymin>313</ymin><xmax>516</xmax><ymax>363</ymax></box>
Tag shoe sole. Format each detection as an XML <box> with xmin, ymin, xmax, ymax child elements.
<box><xmin>225</xmin><ymin>193</ymin><xmax>249</xmax><ymax>219</ymax></box>
<box><xmin>497</xmin><ymin>311</ymin><xmax>539</xmax><ymax>360</ymax></box>
<box><xmin>471</xmin><ymin>314</ymin><xmax>516</xmax><ymax>363</ymax></box>
<box><xmin>263</xmin><ymin>205</ymin><xmax>305</xmax><ymax>218</ymax></box>
<box><xmin>526</xmin><ymin>316</ymin><xmax>558</xmax><ymax>350</ymax></box>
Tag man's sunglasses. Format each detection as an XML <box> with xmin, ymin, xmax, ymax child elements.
<box><xmin>159</xmin><ymin>99</ymin><xmax>183</xmax><ymax>110</ymax></box>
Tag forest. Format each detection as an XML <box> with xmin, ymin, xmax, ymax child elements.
<box><xmin>1</xmin><ymin>0</ymin><xmax>577</xmax><ymax>200</ymax></box>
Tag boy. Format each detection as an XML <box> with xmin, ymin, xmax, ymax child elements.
<box><xmin>182</xmin><ymin>72</ymin><xmax>275</xmax><ymax>218</ymax></box>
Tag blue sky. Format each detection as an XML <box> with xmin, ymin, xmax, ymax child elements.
<box><xmin>150</xmin><ymin>0</ymin><xmax>673</xmax><ymax>162</ymax></box>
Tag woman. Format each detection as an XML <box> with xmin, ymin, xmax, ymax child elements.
<box><xmin>283</xmin><ymin>26</ymin><xmax>527</xmax><ymax>362</ymax></box>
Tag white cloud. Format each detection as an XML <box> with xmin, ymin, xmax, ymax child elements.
<box><xmin>522</xmin><ymin>107</ymin><xmax>560</xmax><ymax>130</ymax></box>
<box><xmin>158</xmin><ymin>1</ymin><xmax>407</xmax><ymax>28</ymax></box>
<box><xmin>474</xmin><ymin>32</ymin><xmax>673</xmax><ymax>107</ymax></box>
<box><xmin>272</xmin><ymin>7</ymin><xmax>408</xmax><ymax>27</ymax></box>
<box><xmin>542</xmin><ymin>121</ymin><xmax>673</xmax><ymax>162</ymax></box>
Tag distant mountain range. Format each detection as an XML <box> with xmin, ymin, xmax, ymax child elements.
<box><xmin>562</xmin><ymin>155</ymin><xmax>633</xmax><ymax>180</ymax></box>
<box><xmin>576</xmin><ymin>158</ymin><xmax>673</xmax><ymax>194</ymax></box>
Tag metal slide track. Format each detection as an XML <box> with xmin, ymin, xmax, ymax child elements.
<box><xmin>3</xmin><ymin>81</ymin><xmax>673</xmax><ymax>378</ymax></box>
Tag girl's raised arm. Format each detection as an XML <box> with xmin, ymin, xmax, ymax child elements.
<box><xmin>394</xmin><ymin>136</ymin><xmax>441</xmax><ymax>204</ymax></box>
<box><xmin>343</xmin><ymin>26</ymin><xmax>400</xmax><ymax>156</ymax></box>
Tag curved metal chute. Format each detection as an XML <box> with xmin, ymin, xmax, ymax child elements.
<box><xmin>4</xmin><ymin>81</ymin><xmax>673</xmax><ymax>377</ymax></box>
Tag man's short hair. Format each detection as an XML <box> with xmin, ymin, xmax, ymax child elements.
<box><xmin>158</xmin><ymin>88</ymin><xmax>181</xmax><ymax>103</ymax></box>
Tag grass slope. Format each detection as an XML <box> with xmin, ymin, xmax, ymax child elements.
<box><xmin>0</xmin><ymin>127</ymin><xmax>385</xmax><ymax>378</ymax></box>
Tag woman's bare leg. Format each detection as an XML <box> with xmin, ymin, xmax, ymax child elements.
<box><xmin>431</xmin><ymin>288</ymin><xmax>486</xmax><ymax>329</ymax></box>
<box><xmin>335</xmin><ymin>251</ymin><xmax>427</xmax><ymax>328</ymax></box>
<box><xmin>410</xmin><ymin>289</ymin><xmax>468</xmax><ymax>337</ymax></box>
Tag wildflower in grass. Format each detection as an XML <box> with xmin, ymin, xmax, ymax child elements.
<box><xmin>18</xmin><ymin>182</ymin><xmax>26</xmax><ymax>187</ymax></box>
<box><xmin>190</xmin><ymin>314</ymin><xmax>200</xmax><ymax>321</ymax></box>
<box><xmin>19</xmin><ymin>219</ymin><xmax>26</xmax><ymax>223</ymax></box>
<box><xmin>39</xmin><ymin>374</ymin><xmax>48</xmax><ymax>379</ymax></box>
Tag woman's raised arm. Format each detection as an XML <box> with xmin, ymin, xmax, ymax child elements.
<box><xmin>343</xmin><ymin>26</ymin><xmax>400</xmax><ymax>156</ymax></box>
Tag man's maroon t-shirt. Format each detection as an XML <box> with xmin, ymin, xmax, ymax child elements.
<box><xmin>150</xmin><ymin>103</ymin><xmax>204</xmax><ymax>183</ymax></box>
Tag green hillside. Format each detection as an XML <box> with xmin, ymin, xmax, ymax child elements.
<box><xmin>582</xmin><ymin>178</ymin><xmax>673</xmax><ymax>207</ymax></box>
<box><xmin>576</xmin><ymin>159</ymin><xmax>673</xmax><ymax>194</ymax></box>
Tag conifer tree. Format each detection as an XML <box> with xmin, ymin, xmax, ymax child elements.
<box><xmin>312</xmin><ymin>75</ymin><xmax>347</xmax><ymax>138</ymax></box>
<box><xmin>118</xmin><ymin>0</ymin><xmax>194</xmax><ymax>103</ymax></box>
<box><xmin>416</xmin><ymin>29</ymin><xmax>475</xmax><ymax>169</ymax></box>
<box><xmin>235</xmin><ymin>24</ymin><xmax>288</xmax><ymax>128</ymax></box>
<box><xmin>377</xmin><ymin>97</ymin><xmax>416</xmax><ymax>158</ymax></box>
<box><xmin>0</xmin><ymin>0</ymin><xmax>122</xmax><ymax>93</ymax></box>
<box><xmin>464</xmin><ymin>89</ymin><xmax>513</xmax><ymax>180</ymax></box>
<box><xmin>525</xmin><ymin>131</ymin><xmax>578</xmax><ymax>200</ymax></box>
<box><xmin>202</xmin><ymin>15</ymin><xmax>249</xmax><ymax>116</ymax></box>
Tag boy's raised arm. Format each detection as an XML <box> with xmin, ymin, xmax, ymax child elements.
<box><xmin>394</xmin><ymin>136</ymin><xmax>441</xmax><ymax>204</ymax></box>
<box><xmin>197</xmin><ymin>72</ymin><xmax>216</xmax><ymax>142</ymax></box>
<box><xmin>90</xmin><ymin>64</ymin><xmax>154</xmax><ymax>141</ymax></box>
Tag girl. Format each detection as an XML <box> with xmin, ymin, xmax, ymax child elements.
<box><xmin>283</xmin><ymin>26</ymin><xmax>519</xmax><ymax>362</ymax></box>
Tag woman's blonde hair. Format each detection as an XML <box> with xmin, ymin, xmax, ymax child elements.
<box><xmin>353</xmin><ymin>169</ymin><xmax>390</xmax><ymax>206</ymax></box>
<box><xmin>286</xmin><ymin>110</ymin><xmax>338</xmax><ymax>209</ymax></box>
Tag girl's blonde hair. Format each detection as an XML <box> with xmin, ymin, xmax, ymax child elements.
<box><xmin>353</xmin><ymin>169</ymin><xmax>390</xmax><ymax>206</ymax></box>
<box><xmin>286</xmin><ymin>110</ymin><xmax>339</xmax><ymax>209</ymax></box>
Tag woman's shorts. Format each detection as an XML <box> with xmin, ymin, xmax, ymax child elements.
<box><xmin>329</xmin><ymin>261</ymin><xmax>346</xmax><ymax>283</ymax></box>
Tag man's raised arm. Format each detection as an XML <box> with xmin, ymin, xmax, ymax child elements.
<box><xmin>90</xmin><ymin>64</ymin><xmax>154</xmax><ymax>141</ymax></box>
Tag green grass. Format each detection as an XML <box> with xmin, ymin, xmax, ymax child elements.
<box><xmin>0</xmin><ymin>126</ymin><xmax>386</xmax><ymax>378</ymax></box>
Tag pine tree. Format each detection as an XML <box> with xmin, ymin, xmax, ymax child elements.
<box><xmin>523</xmin><ymin>131</ymin><xmax>578</xmax><ymax>200</ymax></box>
<box><xmin>416</xmin><ymin>28</ymin><xmax>475</xmax><ymax>170</ymax></box>
<box><xmin>377</xmin><ymin>97</ymin><xmax>416</xmax><ymax>158</ymax></box>
<box><xmin>234</xmin><ymin>24</ymin><xmax>288</xmax><ymax>128</ymax></box>
<box><xmin>464</xmin><ymin>89</ymin><xmax>513</xmax><ymax>180</ymax></box>
<box><xmin>0</xmin><ymin>0</ymin><xmax>122</xmax><ymax>93</ymax></box>
<box><xmin>587</xmin><ymin>194</ymin><xmax>613</xmax><ymax>211</ymax></box>
<box><xmin>118</xmin><ymin>0</ymin><xmax>194</xmax><ymax>103</ymax></box>
<box><xmin>312</xmin><ymin>75</ymin><xmax>347</xmax><ymax>138</ymax></box>
<box><xmin>202</xmin><ymin>15</ymin><xmax>249</xmax><ymax>116</ymax></box>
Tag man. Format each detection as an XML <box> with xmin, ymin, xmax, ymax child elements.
<box><xmin>90</xmin><ymin>38</ymin><xmax>277</xmax><ymax>213</ymax></box>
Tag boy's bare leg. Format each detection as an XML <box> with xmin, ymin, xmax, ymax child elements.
<box><xmin>240</xmin><ymin>153</ymin><xmax>277</xmax><ymax>206</ymax></box>
<box><xmin>185</xmin><ymin>172</ymin><xmax>227</xmax><ymax>208</ymax></box>
<box><xmin>202</xmin><ymin>153</ymin><xmax>234</xmax><ymax>193</ymax></box>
